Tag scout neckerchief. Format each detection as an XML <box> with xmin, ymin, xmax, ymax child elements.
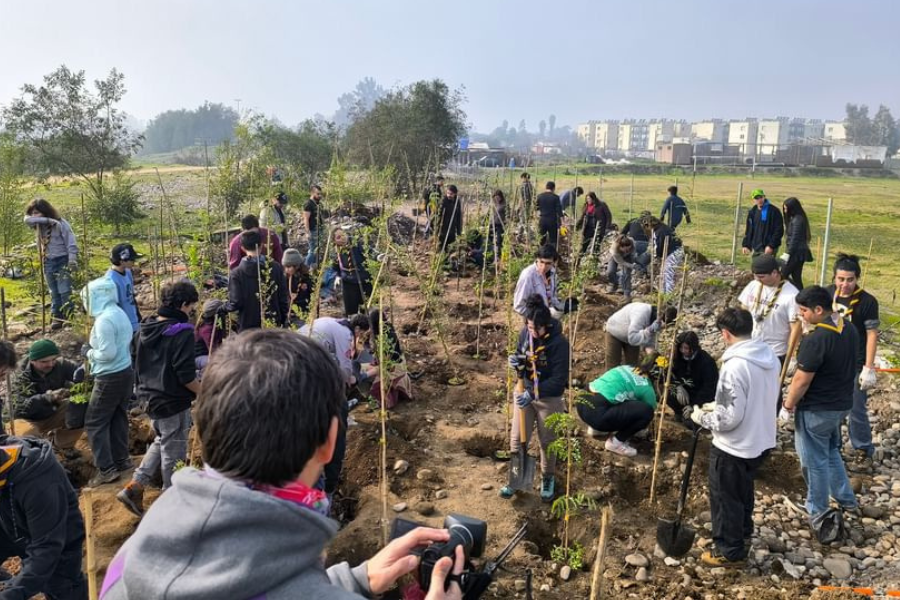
<box><xmin>527</xmin><ymin>329</ymin><xmax>550</xmax><ymax>399</ymax></box>
<box><xmin>536</xmin><ymin>266</ymin><xmax>555</xmax><ymax>306</ymax></box>
<box><xmin>0</xmin><ymin>445</ymin><xmax>22</xmax><ymax>489</ymax></box>
<box><xmin>751</xmin><ymin>279</ymin><xmax>786</xmax><ymax>323</ymax></box>
<box><xmin>337</xmin><ymin>246</ymin><xmax>357</xmax><ymax>276</ymax></box>
<box><xmin>833</xmin><ymin>286</ymin><xmax>863</xmax><ymax>322</ymax></box>
<box><xmin>815</xmin><ymin>312</ymin><xmax>845</xmax><ymax>335</ymax></box>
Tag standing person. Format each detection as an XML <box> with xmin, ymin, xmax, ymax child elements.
<box><xmin>738</xmin><ymin>254</ymin><xmax>801</xmax><ymax>369</ymax></box>
<box><xmin>780</xmin><ymin>197</ymin><xmax>812</xmax><ymax>291</ymax></box>
<box><xmin>24</xmin><ymin>198</ymin><xmax>79</xmax><ymax>330</ymax></box>
<box><xmin>576</xmin><ymin>192</ymin><xmax>611</xmax><ymax>255</ymax></box>
<box><xmin>741</xmin><ymin>189</ymin><xmax>784</xmax><ymax>257</ymax></box>
<box><xmin>303</xmin><ymin>185</ymin><xmax>324</xmax><ymax>269</ymax></box>
<box><xmin>501</xmin><ymin>295</ymin><xmax>570</xmax><ymax>501</ymax></box>
<box><xmin>81</xmin><ymin>277</ymin><xmax>134</xmax><ymax>487</ymax></box>
<box><xmin>578</xmin><ymin>359</ymin><xmax>658</xmax><ymax>457</ymax></box>
<box><xmin>260</xmin><ymin>190</ymin><xmax>289</xmax><ymax>247</ymax></box>
<box><xmin>536</xmin><ymin>181</ymin><xmax>563</xmax><ymax>248</ymax></box>
<box><xmin>117</xmin><ymin>281</ymin><xmax>201</xmax><ymax>518</ymax></box>
<box><xmin>826</xmin><ymin>253</ymin><xmax>880</xmax><ymax>473</ymax></box>
<box><xmin>660</xmin><ymin>185</ymin><xmax>692</xmax><ymax>230</ymax></box>
<box><xmin>513</xmin><ymin>245</ymin><xmax>564</xmax><ymax>317</ymax></box>
<box><xmin>782</xmin><ymin>286</ymin><xmax>860</xmax><ymax>535</ymax></box>
<box><xmin>12</xmin><ymin>339</ymin><xmax>85</xmax><ymax>450</ymax></box>
<box><xmin>333</xmin><ymin>229</ymin><xmax>373</xmax><ymax>317</ymax></box>
<box><xmin>228</xmin><ymin>215</ymin><xmax>283</xmax><ymax>270</ymax></box>
<box><xmin>422</xmin><ymin>174</ymin><xmax>444</xmax><ymax>238</ymax></box>
<box><xmin>282</xmin><ymin>248</ymin><xmax>314</xmax><ymax>320</ymax></box>
<box><xmin>437</xmin><ymin>185</ymin><xmax>463</xmax><ymax>254</ymax></box>
<box><xmin>224</xmin><ymin>230</ymin><xmax>290</xmax><ymax>332</ymax></box>
<box><xmin>488</xmin><ymin>189</ymin><xmax>507</xmax><ymax>262</ymax></box>
<box><xmin>644</xmin><ymin>216</ymin><xmax>684</xmax><ymax>293</ymax></box>
<box><xmin>668</xmin><ymin>331</ymin><xmax>719</xmax><ymax>424</ymax></box>
<box><xmin>559</xmin><ymin>186</ymin><xmax>584</xmax><ymax>217</ymax></box>
<box><xmin>604</xmin><ymin>302</ymin><xmax>678</xmax><ymax>371</ymax></box>
<box><xmin>107</xmin><ymin>243</ymin><xmax>143</xmax><ymax>333</ymax></box>
<box><xmin>606</xmin><ymin>234</ymin><xmax>637</xmax><ymax>300</ymax></box>
<box><xmin>0</xmin><ymin>434</ymin><xmax>89</xmax><ymax>599</ymax></box>
<box><xmin>690</xmin><ymin>308</ymin><xmax>779</xmax><ymax>567</ymax></box>
<box><xmin>518</xmin><ymin>172</ymin><xmax>535</xmax><ymax>241</ymax></box>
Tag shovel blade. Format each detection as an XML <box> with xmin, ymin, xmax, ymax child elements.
<box><xmin>656</xmin><ymin>517</ymin><xmax>697</xmax><ymax>558</ymax></box>
<box><xmin>507</xmin><ymin>449</ymin><xmax>537</xmax><ymax>492</ymax></box>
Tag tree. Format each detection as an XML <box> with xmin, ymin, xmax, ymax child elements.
<box><xmin>88</xmin><ymin>170</ymin><xmax>144</xmax><ymax>235</ymax></box>
<box><xmin>141</xmin><ymin>102</ymin><xmax>238</xmax><ymax>154</ymax></box>
<box><xmin>872</xmin><ymin>105</ymin><xmax>899</xmax><ymax>155</ymax></box>
<box><xmin>0</xmin><ymin>134</ymin><xmax>29</xmax><ymax>255</ymax></box>
<box><xmin>518</xmin><ymin>119</ymin><xmax>527</xmax><ymax>133</ymax></box>
<box><xmin>539</xmin><ymin>120</ymin><xmax>547</xmax><ymax>138</ymax></box>
<box><xmin>344</xmin><ymin>79</ymin><xmax>467</xmax><ymax>193</ymax></box>
<box><xmin>548</xmin><ymin>114</ymin><xmax>557</xmax><ymax>135</ymax></box>
<box><xmin>845</xmin><ymin>103</ymin><xmax>875</xmax><ymax>145</ymax></box>
<box><xmin>333</xmin><ymin>77</ymin><xmax>387</xmax><ymax>127</ymax></box>
<box><xmin>2</xmin><ymin>66</ymin><xmax>142</xmax><ymax>208</ymax></box>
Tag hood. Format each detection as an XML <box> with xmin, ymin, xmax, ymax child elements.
<box><xmin>721</xmin><ymin>338</ymin><xmax>779</xmax><ymax>371</ymax></box>
<box><xmin>545</xmin><ymin>318</ymin><xmax>562</xmax><ymax>339</ymax></box>
<box><xmin>81</xmin><ymin>276</ymin><xmax>119</xmax><ymax>317</ymax></box>
<box><xmin>0</xmin><ymin>436</ymin><xmax>54</xmax><ymax>485</ymax></box>
<box><xmin>139</xmin><ymin>316</ymin><xmax>194</xmax><ymax>348</ymax></box>
<box><xmin>103</xmin><ymin>468</ymin><xmax>336</xmax><ymax>599</ymax></box>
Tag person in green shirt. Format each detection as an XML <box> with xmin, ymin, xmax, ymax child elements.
<box><xmin>577</xmin><ymin>358</ymin><xmax>659</xmax><ymax>457</ymax></box>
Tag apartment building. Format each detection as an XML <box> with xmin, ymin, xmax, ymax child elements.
<box><xmin>577</xmin><ymin>120</ymin><xmax>619</xmax><ymax>151</ymax></box>
<box><xmin>756</xmin><ymin>118</ymin><xmax>790</xmax><ymax>158</ymax></box>
<box><xmin>824</xmin><ymin>121</ymin><xmax>847</xmax><ymax>142</ymax></box>
<box><xmin>727</xmin><ymin>120</ymin><xmax>758</xmax><ymax>156</ymax></box>
<box><xmin>690</xmin><ymin>120</ymin><xmax>727</xmax><ymax>144</ymax></box>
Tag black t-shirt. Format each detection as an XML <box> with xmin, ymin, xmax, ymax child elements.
<box><xmin>795</xmin><ymin>316</ymin><xmax>859</xmax><ymax>412</ymax></box>
<box><xmin>826</xmin><ymin>285</ymin><xmax>878</xmax><ymax>368</ymax></box>
<box><xmin>536</xmin><ymin>192</ymin><xmax>562</xmax><ymax>223</ymax></box>
<box><xmin>304</xmin><ymin>199</ymin><xmax>319</xmax><ymax>232</ymax></box>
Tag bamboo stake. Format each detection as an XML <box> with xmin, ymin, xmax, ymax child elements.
<box><xmin>255</xmin><ymin>245</ymin><xmax>266</xmax><ymax>328</ymax></box>
<box><xmin>589</xmin><ymin>506</ymin><xmax>612</xmax><ymax>600</ymax></box>
<box><xmin>861</xmin><ymin>237</ymin><xmax>874</xmax><ymax>288</ymax></box>
<box><xmin>1</xmin><ymin>288</ymin><xmax>16</xmax><ymax>436</ymax></box>
<box><xmin>649</xmin><ymin>254</ymin><xmax>689</xmax><ymax>504</ymax></box>
<box><xmin>474</xmin><ymin>204</ymin><xmax>493</xmax><ymax>358</ymax></box>
<box><xmin>730</xmin><ymin>182</ymin><xmax>743</xmax><ymax>265</ymax></box>
<box><xmin>34</xmin><ymin>227</ymin><xmax>47</xmax><ymax>334</ymax></box>
<box><xmin>83</xmin><ymin>487</ymin><xmax>98</xmax><ymax>600</ymax></box>
<box><xmin>377</xmin><ymin>290</ymin><xmax>389</xmax><ymax>545</ymax></box>
<box><xmin>818</xmin><ymin>197</ymin><xmax>834</xmax><ymax>286</ymax></box>
<box><xmin>656</xmin><ymin>236</ymin><xmax>670</xmax><ymax>308</ymax></box>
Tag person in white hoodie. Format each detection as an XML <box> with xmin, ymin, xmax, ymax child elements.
<box><xmin>691</xmin><ymin>307</ymin><xmax>778</xmax><ymax>567</ymax></box>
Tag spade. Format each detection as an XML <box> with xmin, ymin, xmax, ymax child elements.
<box><xmin>656</xmin><ymin>426</ymin><xmax>700</xmax><ymax>557</ymax></box>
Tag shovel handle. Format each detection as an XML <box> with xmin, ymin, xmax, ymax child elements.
<box><xmin>675</xmin><ymin>428</ymin><xmax>701</xmax><ymax>519</ymax></box>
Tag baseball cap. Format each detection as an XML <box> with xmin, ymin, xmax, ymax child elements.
<box><xmin>110</xmin><ymin>243</ymin><xmax>143</xmax><ymax>264</ymax></box>
<box><xmin>751</xmin><ymin>189</ymin><xmax>765</xmax><ymax>199</ymax></box>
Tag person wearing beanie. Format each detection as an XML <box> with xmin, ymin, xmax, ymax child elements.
<box><xmin>106</xmin><ymin>243</ymin><xmax>143</xmax><ymax>333</ymax></box>
<box><xmin>12</xmin><ymin>339</ymin><xmax>86</xmax><ymax>449</ymax></box>
<box><xmin>741</xmin><ymin>189</ymin><xmax>784</xmax><ymax>257</ymax></box>
<box><xmin>283</xmin><ymin>248</ymin><xmax>313</xmax><ymax>321</ymax></box>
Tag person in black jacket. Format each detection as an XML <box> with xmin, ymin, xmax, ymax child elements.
<box><xmin>421</xmin><ymin>174</ymin><xmax>443</xmax><ymax>238</ymax></box>
<box><xmin>437</xmin><ymin>184</ymin><xmax>463</xmax><ymax>254</ymax></box>
<box><xmin>225</xmin><ymin>230</ymin><xmax>290</xmax><ymax>332</ymax></box>
<box><xmin>0</xmin><ymin>436</ymin><xmax>88</xmax><ymax>599</ymax></box>
<box><xmin>12</xmin><ymin>339</ymin><xmax>85</xmax><ymax>450</ymax></box>
<box><xmin>643</xmin><ymin>216</ymin><xmax>683</xmax><ymax>293</ymax></box>
<box><xmin>501</xmin><ymin>294</ymin><xmax>570</xmax><ymax>503</ymax></box>
<box><xmin>667</xmin><ymin>331</ymin><xmax>720</xmax><ymax>426</ymax></box>
<box><xmin>536</xmin><ymin>181</ymin><xmax>564</xmax><ymax>248</ymax></box>
<box><xmin>780</xmin><ymin>197</ymin><xmax>812</xmax><ymax>289</ymax></box>
<box><xmin>117</xmin><ymin>281</ymin><xmax>201</xmax><ymax>518</ymax></box>
<box><xmin>741</xmin><ymin>189</ymin><xmax>784</xmax><ymax>257</ymax></box>
<box><xmin>333</xmin><ymin>228</ymin><xmax>373</xmax><ymax>317</ymax></box>
<box><xmin>576</xmin><ymin>192</ymin><xmax>612</xmax><ymax>255</ymax></box>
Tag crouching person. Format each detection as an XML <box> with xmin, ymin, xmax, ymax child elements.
<box><xmin>690</xmin><ymin>308</ymin><xmax>778</xmax><ymax>567</ymax></box>
<box><xmin>117</xmin><ymin>281</ymin><xmax>200</xmax><ymax>517</ymax></box>
<box><xmin>100</xmin><ymin>330</ymin><xmax>464</xmax><ymax>600</ymax></box>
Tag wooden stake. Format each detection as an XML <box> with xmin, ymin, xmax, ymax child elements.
<box><xmin>83</xmin><ymin>487</ymin><xmax>98</xmax><ymax>600</ymax></box>
<box><xmin>1</xmin><ymin>288</ymin><xmax>16</xmax><ymax>436</ymax></box>
<box><xmin>34</xmin><ymin>227</ymin><xmax>47</xmax><ymax>334</ymax></box>
<box><xmin>861</xmin><ymin>237</ymin><xmax>874</xmax><ymax>288</ymax></box>
<box><xmin>377</xmin><ymin>290</ymin><xmax>389</xmax><ymax>545</ymax></box>
<box><xmin>589</xmin><ymin>506</ymin><xmax>612</xmax><ymax>600</ymax></box>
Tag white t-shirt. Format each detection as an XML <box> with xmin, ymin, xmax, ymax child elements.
<box><xmin>738</xmin><ymin>280</ymin><xmax>799</xmax><ymax>356</ymax></box>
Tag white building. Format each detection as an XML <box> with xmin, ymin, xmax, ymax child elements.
<box><xmin>728</xmin><ymin>120</ymin><xmax>758</xmax><ymax>156</ymax></box>
<box><xmin>756</xmin><ymin>119</ymin><xmax>790</xmax><ymax>158</ymax></box>
<box><xmin>824</xmin><ymin>121</ymin><xmax>847</xmax><ymax>143</ymax></box>
<box><xmin>690</xmin><ymin>120</ymin><xmax>727</xmax><ymax>144</ymax></box>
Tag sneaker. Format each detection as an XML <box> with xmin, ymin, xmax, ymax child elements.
<box><xmin>50</xmin><ymin>317</ymin><xmax>64</xmax><ymax>331</ymax></box>
<box><xmin>87</xmin><ymin>469</ymin><xmax>121</xmax><ymax>488</ymax></box>
<box><xmin>499</xmin><ymin>485</ymin><xmax>514</xmax><ymax>500</ymax></box>
<box><xmin>848</xmin><ymin>450</ymin><xmax>874</xmax><ymax>474</ymax></box>
<box><xmin>605</xmin><ymin>436</ymin><xmax>637</xmax><ymax>457</ymax></box>
<box><xmin>116</xmin><ymin>482</ymin><xmax>145</xmax><ymax>517</ymax></box>
<box><xmin>586</xmin><ymin>426</ymin><xmax>604</xmax><ymax>439</ymax></box>
<box><xmin>701</xmin><ymin>548</ymin><xmax>745</xmax><ymax>568</ymax></box>
<box><xmin>540</xmin><ymin>475</ymin><xmax>555</xmax><ymax>502</ymax></box>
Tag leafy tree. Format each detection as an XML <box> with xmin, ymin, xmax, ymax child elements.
<box><xmin>255</xmin><ymin>119</ymin><xmax>335</xmax><ymax>185</ymax></box>
<box><xmin>872</xmin><ymin>105</ymin><xmax>899</xmax><ymax>155</ymax></box>
<box><xmin>845</xmin><ymin>103</ymin><xmax>875</xmax><ymax>145</ymax></box>
<box><xmin>141</xmin><ymin>102</ymin><xmax>238</xmax><ymax>154</ymax></box>
<box><xmin>0</xmin><ymin>134</ymin><xmax>29</xmax><ymax>254</ymax></box>
<box><xmin>344</xmin><ymin>79</ymin><xmax>467</xmax><ymax>194</ymax></box>
<box><xmin>538</xmin><ymin>120</ymin><xmax>547</xmax><ymax>138</ymax></box>
<box><xmin>333</xmin><ymin>77</ymin><xmax>387</xmax><ymax>127</ymax></box>
<box><xmin>1</xmin><ymin>65</ymin><xmax>143</xmax><ymax>206</ymax></box>
<box><xmin>88</xmin><ymin>170</ymin><xmax>144</xmax><ymax>235</ymax></box>
<box><xmin>548</xmin><ymin>114</ymin><xmax>557</xmax><ymax>135</ymax></box>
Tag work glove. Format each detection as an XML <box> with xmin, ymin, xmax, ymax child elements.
<box><xmin>646</xmin><ymin>320</ymin><xmax>662</xmax><ymax>334</ymax></box>
<box><xmin>515</xmin><ymin>389</ymin><xmax>534</xmax><ymax>409</ymax></box>
<box><xmin>80</xmin><ymin>343</ymin><xmax>91</xmax><ymax>358</ymax></box>
<box><xmin>508</xmin><ymin>354</ymin><xmax>527</xmax><ymax>372</ymax></box>
<box><xmin>778</xmin><ymin>407</ymin><xmax>794</xmax><ymax>423</ymax></box>
<box><xmin>673</xmin><ymin>385</ymin><xmax>691</xmax><ymax>407</ymax></box>
<box><xmin>681</xmin><ymin>404</ymin><xmax>695</xmax><ymax>422</ymax></box>
<box><xmin>689</xmin><ymin>406</ymin><xmax>707</xmax><ymax>428</ymax></box>
<box><xmin>67</xmin><ymin>261</ymin><xmax>78</xmax><ymax>272</ymax></box>
<box><xmin>334</xmin><ymin>277</ymin><xmax>342</xmax><ymax>293</ymax></box>
<box><xmin>858</xmin><ymin>366</ymin><xmax>877</xmax><ymax>391</ymax></box>
<box><xmin>72</xmin><ymin>365</ymin><xmax>86</xmax><ymax>384</ymax></box>
<box><xmin>685</xmin><ymin>214</ymin><xmax>692</xmax><ymax>225</ymax></box>
<box><xmin>779</xmin><ymin>253</ymin><xmax>790</xmax><ymax>263</ymax></box>
<box><xmin>786</xmin><ymin>357</ymin><xmax>798</xmax><ymax>377</ymax></box>
<box><xmin>699</xmin><ymin>402</ymin><xmax>716</xmax><ymax>413</ymax></box>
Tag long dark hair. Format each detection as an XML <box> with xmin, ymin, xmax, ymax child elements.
<box><xmin>782</xmin><ymin>197</ymin><xmax>810</xmax><ymax>242</ymax></box>
<box><xmin>25</xmin><ymin>198</ymin><xmax>61</xmax><ymax>221</ymax></box>
<box><xmin>524</xmin><ymin>294</ymin><xmax>552</xmax><ymax>330</ymax></box>
<box><xmin>492</xmin><ymin>189</ymin><xmax>505</xmax><ymax>204</ymax></box>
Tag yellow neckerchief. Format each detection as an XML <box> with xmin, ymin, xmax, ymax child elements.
<box><xmin>527</xmin><ymin>330</ymin><xmax>550</xmax><ymax>393</ymax></box>
<box><xmin>0</xmin><ymin>445</ymin><xmax>22</xmax><ymax>488</ymax></box>
<box><xmin>752</xmin><ymin>279</ymin><xmax>786</xmax><ymax>322</ymax></box>
<box><xmin>815</xmin><ymin>313</ymin><xmax>845</xmax><ymax>335</ymax></box>
<box><xmin>833</xmin><ymin>286</ymin><xmax>863</xmax><ymax>320</ymax></box>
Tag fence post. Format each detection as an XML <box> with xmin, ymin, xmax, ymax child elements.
<box><xmin>818</xmin><ymin>197</ymin><xmax>834</xmax><ymax>286</ymax></box>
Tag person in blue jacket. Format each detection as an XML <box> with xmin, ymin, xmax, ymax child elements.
<box><xmin>660</xmin><ymin>185</ymin><xmax>691</xmax><ymax>229</ymax></box>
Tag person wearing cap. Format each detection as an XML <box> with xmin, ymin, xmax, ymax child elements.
<box><xmin>741</xmin><ymin>189</ymin><xmax>784</xmax><ymax>257</ymax></box>
<box><xmin>11</xmin><ymin>339</ymin><xmax>85</xmax><ymax>449</ymax></box>
<box><xmin>228</xmin><ymin>215</ymin><xmax>283</xmax><ymax>270</ymax></box>
<box><xmin>107</xmin><ymin>243</ymin><xmax>143</xmax><ymax>333</ymax></box>
<box><xmin>282</xmin><ymin>248</ymin><xmax>314</xmax><ymax>322</ymax></box>
<box><xmin>303</xmin><ymin>185</ymin><xmax>324</xmax><ymax>269</ymax></box>
<box><xmin>738</xmin><ymin>254</ymin><xmax>801</xmax><ymax>382</ymax></box>
<box><xmin>260</xmin><ymin>190</ymin><xmax>289</xmax><ymax>247</ymax></box>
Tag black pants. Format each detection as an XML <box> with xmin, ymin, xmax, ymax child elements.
<box><xmin>539</xmin><ymin>219</ymin><xmax>558</xmax><ymax>249</ymax></box>
<box><xmin>781</xmin><ymin>252</ymin><xmax>806</xmax><ymax>290</ymax></box>
<box><xmin>708</xmin><ymin>445</ymin><xmax>768</xmax><ymax>560</ymax></box>
<box><xmin>0</xmin><ymin>537</ymin><xmax>88</xmax><ymax>600</ymax></box>
<box><xmin>576</xmin><ymin>394</ymin><xmax>654</xmax><ymax>442</ymax></box>
<box><xmin>581</xmin><ymin>226</ymin><xmax>600</xmax><ymax>254</ymax></box>
<box><xmin>323</xmin><ymin>400</ymin><xmax>349</xmax><ymax>494</ymax></box>
<box><xmin>342</xmin><ymin>280</ymin><xmax>372</xmax><ymax>317</ymax></box>
<box><xmin>85</xmin><ymin>367</ymin><xmax>134</xmax><ymax>473</ymax></box>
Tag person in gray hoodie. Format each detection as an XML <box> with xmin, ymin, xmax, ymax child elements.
<box><xmin>604</xmin><ymin>302</ymin><xmax>678</xmax><ymax>371</ymax></box>
<box><xmin>100</xmin><ymin>329</ymin><xmax>463</xmax><ymax>600</ymax></box>
<box><xmin>691</xmin><ymin>308</ymin><xmax>778</xmax><ymax>568</ymax></box>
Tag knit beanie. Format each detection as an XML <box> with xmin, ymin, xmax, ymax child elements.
<box><xmin>282</xmin><ymin>248</ymin><xmax>304</xmax><ymax>268</ymax></box>
<box><xmin>28</xmin><ymin>339</ymin><xmax>60</xmax><ymax>361</ymax></box>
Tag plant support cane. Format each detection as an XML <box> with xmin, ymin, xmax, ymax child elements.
<box><xmin>377</xmin><ymin>290</ymin><xmax>390</xmax><ymax>545</ymax></box>
<box><xmin>1</xmin><ymin>288</ymin><xmax>15</xmax><ymax>436</ymax></box>
<box><xmin>589</xmin><ymin>506</ymin><xmax>612</xmax><ymax>600</ymax></box>
<box><xmin>82</xmin><ymin>487</ymin><xmax>99</xmax><ymax>600</ymax></box>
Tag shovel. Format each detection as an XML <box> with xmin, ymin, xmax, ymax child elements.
<box><xmin>508</xmin><ymin>380</ymin><xmax>537</xmax><ymax>492</ymax></box>
<box><xmin>656</xmin><ymin>426</ymin><xmax>700</xmax><ymax>557</ymax></box>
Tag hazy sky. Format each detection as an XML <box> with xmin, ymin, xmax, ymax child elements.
<box><xmin>2</xmin><ymin>0</ymin><xmax>898</xmax><ymax>131</ymax></box>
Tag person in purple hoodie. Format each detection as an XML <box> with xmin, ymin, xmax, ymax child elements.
<box><xmin>116</xmin><ymin>280</ymin><xmax>201</xmax><ymax>517</ymax></box>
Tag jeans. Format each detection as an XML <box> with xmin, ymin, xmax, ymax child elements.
<box><xmin>709</xmin><ymin>445</ymin><xmax>767</xmax><ymax>561</ymax></box>
<box><xmin>539</xmin><ymin>220</ymin><xmax>559</xmax><ymax>249</ymax></box>
<box><xmin>794</xmin><ymin>409</ymin><xmax>858</xmax><ymax>518</ymax></box>
<box><xmin>44</xmin><ymin>255</ymin><xmax>73</xmax><ymax>318</ymax></box>
<box><xmin>133</xmin><ymin>408</ymin><xmax>192</xmax><ymax>489</ymax></box>
<box><xmin>848</xmin><ymin>371</ymin><xmax>874</xmax><ymax>456</ymax></box>
<box><xmin>633</xmin><ymin>241</ymin><xmax>650</xmax><ymax>273</ymax></box>
<box><xmin>306</xmin><ymin>229</ymin><xmax>319</xmax><ymax>268</ymax></box>
<box><xmin>85</xmin><ymin>367</ymin><xmax>134</xmax><ymax>473</ymax></box>
<box><xmin>606</xmin><ymin>258</ymin><xmax>633</xmax><ymax>296</ymax></box>
<box><xmin>576</xmin><ymin>395</ymin><xmax>653</xmax><ymax>442</ymax></box>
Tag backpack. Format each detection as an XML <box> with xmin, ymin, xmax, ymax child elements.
<box><xmin>811</xmin><ymin>508</ymin><xmax>846</xmax><ymax>544</ymax></box>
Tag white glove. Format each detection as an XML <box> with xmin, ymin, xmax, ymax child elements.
<box><xmin>779</xmin><ymin>253</ymin><xmax>790</xmax><ymax>263</ymax></box>
<box><xmin>778</xmin><ymin>407</ymin><xmax>794</xmax><ymax>423</ymax></box>
<box><xmin>786</xmin><ymin>357</ymin><xmax>797</xmax><ymax>377</ymax></box>
<box><xmin>699</xmin><ymin>402</ymin><xmax>716</xmax><ymax>413</ymax></box>
<box><xmin>334</xmin><ymin>277</ymin><xmax>342</xmax><ymax>292</ymax></box>
<box><xmin>690</xmin><ymin>406</ymin><xmax>706</xmax><ymax>427</ymax></box>
<box><xmin>859</xmin><ymin>366</ymin><xmax>877</xmax><ymax>391</ymax></box>
<box><xmin>673</xmin><ymin>385</ymin><xmax>691</xmax><ymax>407</ymax></box>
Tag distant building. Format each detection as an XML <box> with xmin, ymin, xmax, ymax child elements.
<box><xmin>824</xmin><ymin>121</ymin><xmax>847</xmax><ymax>142</ymax></box>
<box><xmin>577</xmin><ymin>120</ymin><xmax>619</xmax><ymax>152</ymax></box>
<box><xmin>647</xmin><ymin>120</ymin><xmax>676</xmax><ymax>150</ymax></box>
<box><xmin>756</xmin><ymin>118</ymin><xmax>790</xmax><ymax>158</ymax></box>
<box><xmin>690</xmin><ymin>120</ymin><xmax>727</xmax><ymax>144</ymax></box>
<box><xmin>728</xmin><ymin>120</ymin><xmax>758</xmax><ymax>157</ymax></box>
<box><xmin>655</xmin><ymin>142</ymin><xmax>693</xmax><ymax>165</ymax></box>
